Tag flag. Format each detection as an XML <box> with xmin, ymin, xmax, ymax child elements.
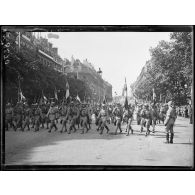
<box><xmin>43</xmin><ymin>95</ymin><xmax>47</xmax><ymax>101</ymax></box>
<box><xmin>66</xmin><ymin>82</ymin><xmax>70</xmax><ymax>99</ymax></box>
<box><xmin>39</xmin><ymin>97</ymin><xmax>43</xmax><ymax>105</ymax></box>
<box><xmin>124</xmin><ymin>96</ymin><xmax>128</xmax><ymax>109</ymax></box>
<box><xmin>160</xmin><ymin>93</ymin><xmax>162</xmax><ymax>102</ymax></box>
<box><xmin>152</xmin><ymin>88</ymin><xmax>156</xmax><ymax>100</ymax></box>
<box><xmin>19</xmin><ymin>89</ymin><xmax>26</xmax><ymax>102</ymax></box>
<box><xmin>103</xmin><ymin>95</ymin><xmax>107</xmax><ymax>104</ymax></box>
<box><xmin>76</xmin><ymin>94</ymin><xmax>81</xmax><ymax>102</ymax></box>
<box><xmin>122</xmin><ymin>77</ymin><xmax>127</xmax><ymax>96</ymax></box>
<box><xmin>54</xmin><ymin>88</ymin><xmax>58</xmax><ymax>100</ymax></box>
<box><xmin>47</xmin><ymin>33</ymin><xmax>59</xmax><ymax>39</ymax></box>
<box><xmin>16</xmin><ymin>32</ymin><xmax>21</xmax><ymax>51</ymax></box>
<box><xmin>42</xmin><ymin>91</ymin><xmax>47</xmax><ymax>103</ymax></box>
<box><xmin>71</xmin><ymin>55</ymin><xmax>75</xmax><ymax>66</ymax></box>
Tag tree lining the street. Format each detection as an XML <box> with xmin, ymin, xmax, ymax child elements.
<box><xmin>5</xmin><ymin>48</ymin><xmax>91</xmax><ymax>104</ymax></box>
<box><xmin>132</xmin><ymin>32</ymin><xmax>192</xmax><ymax>106</ymax></box>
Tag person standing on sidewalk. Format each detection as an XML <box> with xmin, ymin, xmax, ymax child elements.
<box><xmin>164</xmin><ymin>101</ymin><xmax>177</xmax><ymax>144</ymax></box>
<box><xmin>188</xmin><ymin>104</ymin><xmax>193</xmax><ymax>124</ymax></box>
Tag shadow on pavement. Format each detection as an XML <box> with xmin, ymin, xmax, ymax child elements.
<box><xmin>173</xmin><ymin>143</ymin><xmax>193</xmax><ymax>145</ymax></box>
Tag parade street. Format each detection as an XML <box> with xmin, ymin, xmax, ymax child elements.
<box><xmin>5</xmin><ymin>116</ymin><xmax>193</xmax><ymax>166</ymax></box>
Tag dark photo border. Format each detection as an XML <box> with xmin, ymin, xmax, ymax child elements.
<box><xmin>1</xmin><ymin>25</ymin><xmax>194</xmax><ymax>171</ymax></box>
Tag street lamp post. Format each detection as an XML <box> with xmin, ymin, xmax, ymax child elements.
<box><xmin>97</xmin><ymin>68</ymin><xmax>102</xmax><ymax>103</ymax></box>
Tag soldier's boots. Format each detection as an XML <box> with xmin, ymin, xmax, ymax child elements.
<box><xmin>105</xmin><ymin>125</ymin><xmax>109</xmax><ymax>134</ymax></box>
<box><xmin>170</xmin><ymin>133</ymin><xmax>174</xmax><ymax>144</ymax></box>
<box><xmin>165</xmin><ymin>133</ymin><xmax>169</xmax><ymax>144</ymax></box>
<box><xmin>100</xmin><ymin>126</ymin><xmax>104</xmax><ymax>134</ymax></box>
<box><xmin>145</xmin><ymin>129</ymin><xmax>150</xmax><ymax>136</ymax></box>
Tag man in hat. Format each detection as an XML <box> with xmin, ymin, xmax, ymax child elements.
<box><xmin>13</xmin><ymin>102</ymin><xmax>24</xmax><ymax>131</ymax></box>
<box><xmin>34</xmin><ymin>103</ymin><xmax>42</xmax><ymax>132</ymax></box>
<box><xmin>80</xmin><ymin>103</ymin><xmax>89</xmax><ymax>134</ymax></box>
<box><xmin>135</xmin><ymin>104</ymin><xmax>142</xmax><ymax>125</ymax></box>
<box><xmin>67</xmin><ymin>102</ymin><xmax>79</xmax><ymax>134</ymax></box>
<box><xmin>47</xmin><ymin>102</ymin><xmax>58</xmax><ymax>132</ymax></box>
<box><xmin>150</xmin><ymin>103</ymin><xmax>158</xmax><ymax>133</ymax></box>
<box><xmin>112</xmin><ymin>103</ymin><xmax>123</xmax><ymax>135</ymax></box>
<box><xmin>40</xmin><ymin>103</ymin><xmax>48</xmax><ymax>129</ymax></box>
<box><xmin>158</xmin><ymin>104</ymin><xmax>167</xmax><ymax>124</ymax></box>
<box><xmin>124</xmin><ymin>105</ymin><xmax>134</xmax><ymax>136</ymax></box>
<box><xmin>60</xmin><ymin>103</ymin><xmax>68</xmax><ymax>133</ymax></box>
<box><xmin>164</xmin><ymin>101</ymin><xmax>177</xmax><ymax>144</ymax></box>
<box><xmin>97</xmin><ymin>104</ymin><xmax>110</xmax><ymax>134</ymax></box>
<box><xmin>22</xmin><ymin>103</ymin><xmax>31</xmax><ymax>131</ymax></box>
<box><xmin>140</xmin><ymin>104</ymin><xmax>152</xmax><ymax>136</ymax></box>
<box><xmin>5</xmin><ymin>103</ymin><xmax>14</xmax><ymax>131</ymax></box>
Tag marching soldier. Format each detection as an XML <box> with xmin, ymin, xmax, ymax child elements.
<box><xmin>67</xmin><ymin>102</ymin><xmax>79</xmax><ymax>134</ymax></box>
<box><xmin>135</xmin><ymin>104</ymin><xmax>142</xmax><ymax>125</ymax></box>
<box><xmin>34</xmin><ymin>104</ymin><xmax>42</xmax><ymax>132</ymax></box>
<box><xmin>112</xmin><ymin>103</ymin><xmax>123</xmax><ymax>135</ymax></box>
<box><xmin>164</xmin><ymin>101</ymin><xmax>177</xmax><ymax>144</ymax></box>
<box><xmin>97</xmin><ymin>104</ymin><xmax>110</xmax><ymax>134</ymax></box>
<box><xmin>5</xmin><ymin>103</ymin><xmax>14</xmax><ymax>131</ymax></box>
<box><xmin>40</xmin><ymin>103</ymin><xmax>48</xmax><ymax>129</ymax></box>
<box><xmin>123</xmin><ymin>105</ymin><xmax>134</xmax><ymax>136</ymax></box>
<box><xmin>13</xmin><ymin>102</ymin><xmax>24</xmax><ymax>131</ymax></box>
<box><xmin>158</xmin><ymin>104</ymin><xmax>166</xmax><ymax>124</ymax></box>
<box><xmin>47</xmin><ymin>102</ymin><xmax>58</xmax><ymax>133</ymax></box>
<box><xmin>80</xmin><ymin>104</ymin><xmax>89</xmax><ymax>134</ymax></box>
<box><xmin>22</xmin><ymin>103</ymin><xmax>31</xmax><ymax>131</ymax></box>
<box><xmin>60</xmin><ymin>104</ymin><xmax>68</xmax><ymax>133</ymax></box>
<box><xmin>150</xmin><ymin>103</ymin><xmax>158</xmax><ymax>133</ymax></box>
<box><xmin>140</xmin><ymin>104</ymin><xmax>152</xmax><ymax>136</ymax></box>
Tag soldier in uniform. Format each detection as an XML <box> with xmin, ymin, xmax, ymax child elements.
<box><xmin>135</xmin><ymin>104</ymin><xmax>142</xmax><ymax>125</ymax></box>
<box><xmin>80</xmin><ymin>104</ymin><xmax>89</xmax><ymax>134</ymax></box>
<box><xmin>40</xmin><ymin>103</ymin><xmax>48</xmax><ymax>129</ymax></box>
<box><xmin>112</xmin><ymin>103</ymin><xmax>123</xmax><ymax>135</ymax></box>
<box><xmin>188</xmin><ymin>104</ymin><xmax>193</xmax><ymax>124</ymax></box>
<box><xmin>140</xmin><ymin>104</ymin><xmax>152</xmax><ymax>136</ymax></box>
<box><xmin>47</xmin><ymin>102</ymin><xmax>58</xmax><ymax>133</ymax></box>
<box><xmin>67</xmin><ymin>102</ymin><xmax>79</xmax><ymax>134</ymax></box>
<box><xmin>13</xmin><ymin>102</ymin><xmax>24</xmax><ymax>131</ymax></box>
<box><xmin>123</xmin><ymin>105</ymin><xmax>134</xmax><ymax>136</ymax></box>
<box><xmin>22</xmin><ymin>103</ymin><xmax>31</xmax><ymax>131</ymax></box>
<box><xmin>164</xmin><ymin>101</ymin><xmax>177</xmax><ymax>144</ymax></box>
<box><xmin>158</xmin><ymin>104</ymin><xmax>166</xmax><ymax>124</ymax></box>
<box><xmin>86</xmin><ymin>104</ymin><xmax>92</xmax><ymax>130</ymax></box>
<box><xmin>30</xmin><ymin>104</ymin><xmax>35</xmax><ymax>129</ymax></box>
<box><xmin>60</xmin><ymin>103</ymin><xmax>68</xmax><ymax>133</ymax></box>
<box><xmin>95</xmin><ymin>105</ymin><xmax>101</xmax><ymax>130</ymax></box>
<box><xmin>34</xmin><ymin>104</ymin><xmax>42</xmax><ymax>132</ymax></box>
<box><xmin>97</xmin><ymin>104</ymin><xmax>110</xmax><ymax>134</ymax></box>
<box><xmin>5</xmin><ymin>103</ymin><xmax>14</xmax><ymax>131</ymax></box>
<box><xmin>150</xmin><ymin>103</ymin><xmax>158</xmax><ymax>133</ymax></box>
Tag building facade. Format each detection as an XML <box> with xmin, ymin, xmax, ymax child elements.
<box><xmin>7</xmin><ymin>31</ymin><xmax>112</xmax><ymax>103</ymax></box>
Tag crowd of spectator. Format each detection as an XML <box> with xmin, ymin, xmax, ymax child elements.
<box><xmin>176</xmin><ymin>104</ymin><xmax>193</xmax><ymax>124</ymax></box>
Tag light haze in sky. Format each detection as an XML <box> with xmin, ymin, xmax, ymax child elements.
<box><xmin>41</xmin><ymin>32</ymin><xmax>171</xmax><ymax>96</ymax></box>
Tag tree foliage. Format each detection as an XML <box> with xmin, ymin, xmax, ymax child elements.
<box><xmin>134</xmin><ymin>32</ymin><xmax>192</xmax><ymax>106</ymax></box>
<box><xmin>5</xmin><ymin>50</ymin><xmax>91</xmax><ymax>104</ymax></box>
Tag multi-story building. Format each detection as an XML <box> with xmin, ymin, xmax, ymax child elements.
<box><xmin>7</xmin><ymin>31</ymin><xmax>112</xmax><ymax>102</ymax></box>
<box><xmin>66</xmin><ymin>57</ymin><xmax>112</xmax><ymax>102</ymax></box>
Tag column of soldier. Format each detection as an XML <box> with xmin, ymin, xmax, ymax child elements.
<box><xmin>5</xmin><ymin>100</ymin><xmax>177</xmax><ymax>144</ymax></box>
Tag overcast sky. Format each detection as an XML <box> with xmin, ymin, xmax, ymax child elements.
<box><xmin>40</xmin><ymin>32</ymin><xmax>171</xmax><ymax>96</ymax></box>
